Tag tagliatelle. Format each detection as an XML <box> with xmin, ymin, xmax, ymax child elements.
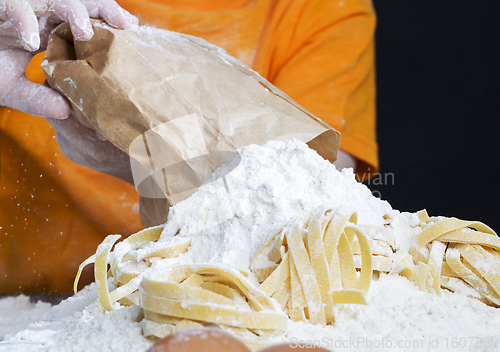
<box><xmin>74</xmin><ymin>226</ymin><xmax>166</xmax><ymax>295</ymax></box>
<box><xmin>392</xmin><ymin>254</ymin><xmax>416</xmax><ymax>280</ymax></box>
<box><xmin>394</xmin><ymin>210</ymin><xmax>500</xmax><ymax>307</ymax></box>
<box><xmin>458</xmin><ymin>245</ymin><xmax>500</xmax><ymax>298</ymax></box>
<box><xmin>95</xmin><ymin>235</ymin><xmax>122</xmax><ymax>311</ymax></box>
<box><xmin>353</xmin><ymin>254</ymin><xmax>392</xmax><ymax>272</ymax></box>
<box><xmin>73</xmin><ymin>203</ymin><xmax>380</xmax><ymax>350</ymax></box>
<box><xmin>416</xmin><ymin>217</ymin><xmax>495</xmax><ymax>248</ymax></box>
<box><xmin>250</xmin><ymin>205</ymin><xmax>374</xmax><ymax>325</ymax></box>
<box><xmin>75</xmin><ymin>200</ymin><xmax>500</xmax><ymax>352</ymax></box>
<box><xmin>73</xmin><ymin>226</ymin><xmax>290</xmax><ymax>349</ymax></box>
<box><xmin>445</xmin><ymin>246</ymin><xmax>500</xmax><ymax>306</ymax></box>
<box><xmin>427</xmin><ymin>241</ymin><xmax>447</xmax><ymax>296</ymax></box>
<box><xmin>140</xmin><ymin>264</ymin><xmax>287</xmax><ymax>350</ymax></box>
<box><xmin>74</xmin><ymin>225</ymin><xmax>194</xmax><ymax>311</ymax></box>
<box><xmin>141</xmin><ymin>264</ymin><xmax>287</xmax><ymax>329</ymax></box>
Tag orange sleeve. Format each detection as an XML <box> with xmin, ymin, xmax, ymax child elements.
<box><xmin>254</xmin><ymin>0</ymin><xmax>378</xmax><ymax>176</ymax></box>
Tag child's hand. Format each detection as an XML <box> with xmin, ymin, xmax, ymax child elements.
<box><xmin>0</xmin><ymin>0</ymin><xmax>138</xmax><ymax>119</ymax></box>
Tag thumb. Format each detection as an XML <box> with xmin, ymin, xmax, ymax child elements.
<box><xmin>3</xmin><ymin>76</ymin><xmax>71</xmax><ymax>119</ymax></box>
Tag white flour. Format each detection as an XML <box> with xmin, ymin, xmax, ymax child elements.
<box><xmin>129</xmin><ymin>139</ymin><xmax>394</xmax><ymax>275</ymax></box>
<box><xmin>0</xmin><ymin>295</ymin><xmax>51</xmax><ymax>342</ymax></box>
<box><xmin>1</xmin><ymin>140</ymin><xmax>499</xmax><ymax>352</ymax></box>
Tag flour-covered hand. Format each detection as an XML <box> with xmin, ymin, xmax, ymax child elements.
<box><xmin>46</xmin><ymin>114</ymin><xmax>134</xmax><ymax>183</ymax></box>
<box><xmin>0</xmin><ymin>0</ymin><xmax>138</xmax><ymax>118</ymax></box>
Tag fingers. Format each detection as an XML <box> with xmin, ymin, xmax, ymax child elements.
<box><xmin>2</xmin><ymin>0</ymin><xmax>91</xmax><ymax>51</ymax></box>
<box><xmin>44</xmin><ymin>0</ymin><xmax>138</xmax><ymax>40</ymax></box>
<box><xmin>83</xmin><ymin>0</ymin><xmax>138</xmax><ymax>29</ymax></box>
<box><xmin>37</xmin><ymin>15</ymin><xmax>62</xmax><ymax>50</ymax></box>
<box><xmin>2</xmin><ymin>0</ymin><xmax>138</xmax><ymax>51</ymax></box>
<box><xmin>0</xmin><ymin>15</ymin><xmax>59</xmax><ymax>51</ymax></box>
<box><xmin>49</xmin><ymin>0</ymin><xmax>94</xmax><ymax>40</ymax></box>
<box><xmin>5</xmin><ymin>0</ymin><xmax>40</xmax><ymax>51</ymax></box>
<box><xmin>0</xmin><ymin>48</ymin><xmax>32</xmax><ymax>99</ymax></box>
<box><xmin>0</xmin><ymin>0</ymin><xmax>138</xmax><ymax>118</ymax></box>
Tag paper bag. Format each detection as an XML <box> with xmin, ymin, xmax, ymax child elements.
<box><xmin>42</xmin><ymin>21</ymin><xmax>340</xmax><ymax>227</ymax></box>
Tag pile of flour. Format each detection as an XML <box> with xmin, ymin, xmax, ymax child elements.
<box><xmin>2</xmin><ymin>140</ymin><xmax>499</xmax><ymax>352</ymax></box>
<box><xmin>120</xmin><ymin>139</ymin><xmax>395</xmax><ymax>275</ymax></box>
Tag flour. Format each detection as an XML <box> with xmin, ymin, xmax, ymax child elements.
<box><xmin>286</xmin><ymin>274</ymin><xmax>500</xmax><ymax>352</ymax></box>
<box><xmin>146</xmin><ymin>139</ymin><xmax>394</xmax><ymax>273</ymax></box>
<box><xmin>0</xmin><ymin>295</ymin><xmax>51</xmax><ymax>341</ymax></box>
<box><xmin>1</xmin><ymin>139</ymin><xmax>499</xmax><ymax>352</ymax></box>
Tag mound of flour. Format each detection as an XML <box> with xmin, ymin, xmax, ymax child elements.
<box><xmin>2</xmin><ymin>139</ymin><xmax>499</xmax><ymax>352</ymax></box>
<box><xmin>122</xmin><ymin>139</ymin><xmax>395</xmax><ymax>274</ymax></box>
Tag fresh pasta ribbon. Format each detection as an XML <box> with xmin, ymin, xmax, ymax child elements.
<box><xmin>426</xmin><ymin>241</ymin><xmax>447</xmax><ymax>296</ymax></box>
<box><xmin>250</xmin><ymin>205</ymin><xmax>374</xmax><ymax>325</ymax></box>
<box><xmin>395</xmin><ymin>209</ymin><xmax>500</xmax><ymax>307</ymax></box>
<box><xmin>74</xmin><ymin>254</ymin><xmax>96</xmax><ymax>295</ymax></box>
<box><xmin>355</xmin><ymin>225</ymin><xmax>395</xmax><ymax>273</ymax></box>
<box><xmin>416</xmin><ymin>216</ymin><xmax>495</xmax><ymax>248</ymax></box>
<box><xmin>95</xmin><ymin>234</ymin><xmax>122</xmax><ymax>311</ymax></box>
<box><xmin>140</xmin><ymin>264</ymin><xmax>287</xmax><ymax>350</ymax></box>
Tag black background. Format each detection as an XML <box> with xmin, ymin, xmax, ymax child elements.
<box><xmin>369</xmin><ymin>1</ymin><xmax>499</xmax><ymax>230</ymax></box>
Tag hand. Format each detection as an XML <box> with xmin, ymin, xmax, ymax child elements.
<box><xmin>46</xmin><ymin>114</ymin><xmax>134</xmax><ymax>184</ymax></box>
<box><xmin>0</xmin><ymin>0</ymin><xmax>138</xmax><ymax>119</ymax></box>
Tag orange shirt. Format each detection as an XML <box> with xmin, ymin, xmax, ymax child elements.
<box><xmin>0</xmin><ymin>0</ymin><xmax>377</xmax><ymax>293</ymax></box>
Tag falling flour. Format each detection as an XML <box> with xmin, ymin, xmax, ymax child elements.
<box><xmin>1</xmin><ymin>139</ymin><xmax>499</xmax><ymax>352</ymax></box>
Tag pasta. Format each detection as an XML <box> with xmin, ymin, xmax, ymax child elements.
<box><xmin>75</xmin><ymin>201</ymin><xmax>500</xmax><ymax>352</ymax></box>
<box><xmin>140</xmin><ymin>264</ymin><xmax>287</xmax><ymax>350</ymax></box>
<box><xmin>250</xmin><ymin>205</ymin><xmax>375</xmax><ymax>325</ymax></box>
<box><xmin>392</xmin><ymin>209</ymin><xmax>500</xmax><ymax>306</ymax></box>
<box><xmin>74</xmin><ymin>227</ymin><xmax>290</xmax><ymax>349</ymax></box>
<box><xmin>74</xmin><ymin>205</ymin><xmax>382</xmax><ymax>349</ymax></box>
<box><xmin>74</xmin><ymin>201</ymin><xmax>500</xmax><ymax>352</ymax></box>
<box><xmin>74</xmin><ymin>225</ymin><xmax>191</xmax><ymax>309</ymax></box>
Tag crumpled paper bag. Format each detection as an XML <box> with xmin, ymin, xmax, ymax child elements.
<box><xmin>42</xmin><ymin>21</ymin><xmax>340</xmax><ymax>227</ymax></box>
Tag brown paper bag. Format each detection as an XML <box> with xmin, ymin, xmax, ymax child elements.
<box><xmin>42</xmin><ymin>21</ymin><xmax>340</xmax><ymax>227</ymax></box>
